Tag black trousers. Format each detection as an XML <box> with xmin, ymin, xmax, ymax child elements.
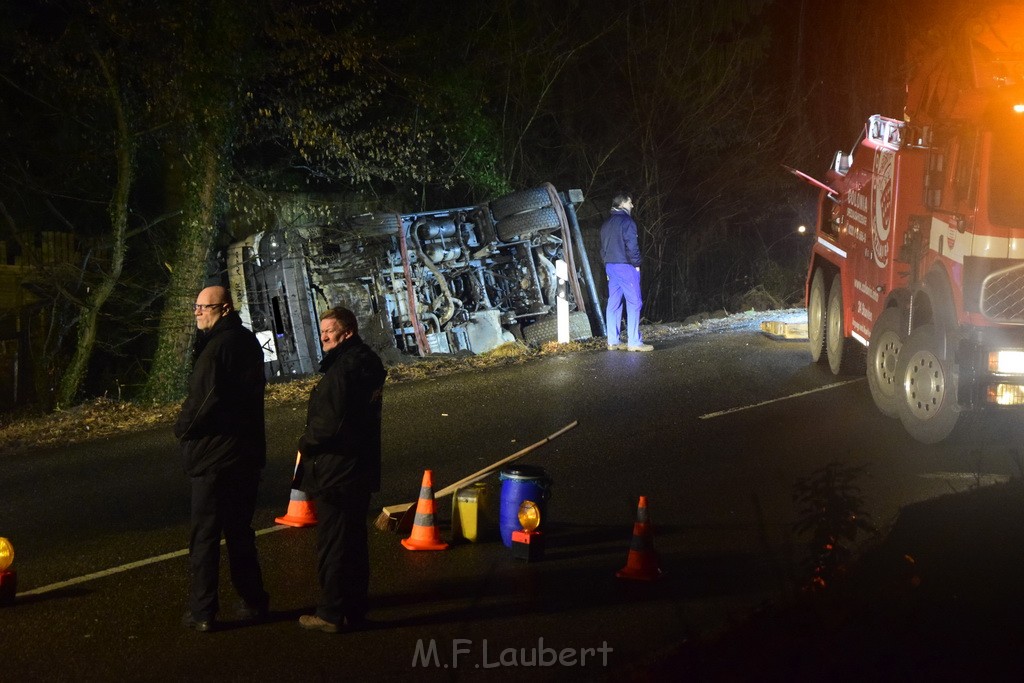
<box><xmin>189</xmin><ymin>467</ymin><xmax>268</xmax><ymax>620</ymax></box>
<box><xmin>314</xmin><ymin>489</ymin><xmax>372</xmax><ymax>625</ymax></box>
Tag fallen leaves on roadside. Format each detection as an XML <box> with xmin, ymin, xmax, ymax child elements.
<box><xmin>0</xmin><ymin>310</ymin><xmax>797</xmax><ymax>454</ymax></box>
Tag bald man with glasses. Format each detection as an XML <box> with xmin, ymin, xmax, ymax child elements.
<box><xmin>175</xmin><ymin>285</ymin><xmax>270</xmax><ymax>632</ymax></box>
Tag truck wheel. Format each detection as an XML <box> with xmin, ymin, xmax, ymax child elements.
<box><xmin>895</xmin><ymin>324</ymin><xmax>960</xmax><ymax>444</ymax></box>
<box><xmin>348</xmin><ymin>213</ymin><xmax>402</xmax><ymax>236</ymax></box>
<box><xmin>826</xmin><ymin>273</ymin><xmax>863</xmax><ymax>375</ymax></box>
<box><xmin>523</xmin><ymin>311</ymin><xmax>592</xmax><ymax>345</ymax></box>
<box><xmin>808</xmin><ymin>269</ymin><xmax>827</xmax><ymax>364</ymax></box>
<box><xmin>490</xmin><ymin>185</ymin><xmax>553</xmax><ymax>222</ymax></box>
<box><xmin>866</xmin><ymin>307</ymin><xmax>903</xmax><ymax>418</ymax></box>
<box><xmin>495</xmin><ymin>206</ymin><xmax>563</xmax><ymax>242</ymax></box>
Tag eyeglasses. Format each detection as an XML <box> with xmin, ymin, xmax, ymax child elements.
<box><xmin>193</xmin><ymin>303</ymin><xmax>226</xmax><ymax>311</ymax></box>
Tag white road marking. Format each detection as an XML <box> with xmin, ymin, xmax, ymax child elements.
<box><xmin>699</xmin><ymin>379</ymin><xmax>863</xmax><ymax>420</ymax></box>
<box><xmin>16</xmin><ymin>525</ymin><xmax>289</xmax><ymax>598</ymax></box>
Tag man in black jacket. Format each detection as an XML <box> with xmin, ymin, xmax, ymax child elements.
<box><xmin>297</xmin><ymin>306</ymin><xmax>386</xmax><ymax>633</ymax></box>
<box><xmin>174</xmin><ymin>285</ymin><xmax>270</xmax><ymax>632</ymax></box>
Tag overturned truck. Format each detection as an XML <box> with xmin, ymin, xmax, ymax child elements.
<box><xmin>225</xmin><ymin>183</ymin><xmax>602</xmax><ymax>380</ymax></box>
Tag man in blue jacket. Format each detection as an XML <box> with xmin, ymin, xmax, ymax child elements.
<box><xmin>175</xmin><ymin>285</ymin><xmax>270</xmax><ymax>632</ymax></box>
<box><xmin>600</xmin><ymin>192</ymin><xmax>653</xmax><ymax>352</ymax></box>
<box><xmin>297</xmin><ymin>306</ymin><xmax>386</xmax><ymax>633</ymax></box>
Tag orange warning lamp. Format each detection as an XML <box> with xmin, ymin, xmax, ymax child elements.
<box><xmin>0</xmin><ymin>537</ymin><xmax>12</xmax><ymax>571</ymax></box>
<box><xmin>517</xmin><ymin>500</ymin><xmax>541</xmax><ymax>532</ymax></box>
<box><xmin>512</xmin><ymin>501</ymin><xmax>544</xmax><ymax>561</ymax></box>
<box><xmin>0</xmin><ymin>537</ymin><xmax>15</xmax><ymax>606</ymax></box>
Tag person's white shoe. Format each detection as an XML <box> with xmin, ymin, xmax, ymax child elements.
<box><xmin>626</xmin><ymin>343</ymin><xmax>654</xmax><ymax>352</ymax></box>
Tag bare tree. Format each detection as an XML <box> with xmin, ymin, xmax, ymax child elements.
<box><xmin>55</xmin><ymin>49</ymin><xmax>135</xmax><ymax>408</ymax></box>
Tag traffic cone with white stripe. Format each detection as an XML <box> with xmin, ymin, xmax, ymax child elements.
<box><xmin>401</xmin><ymin>470</ymin><xmax>448</xmax><ymax>551</ymax></box>
<box><xmin>616</xmin><ymin>496</ymin><xmax>662</xmax><ymax>580</ymax></box>
<box><xmin>275</xmin><ymin>452</ymin><xmax>317</xmax><ymax>528</ymax></box>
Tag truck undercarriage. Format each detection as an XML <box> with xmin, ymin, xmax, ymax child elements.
<box><xmin>225</xmin><ymin>184</ymin><xmax>601</xmax><ymax>380</ymax></box>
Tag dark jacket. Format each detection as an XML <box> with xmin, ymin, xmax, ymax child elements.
<box><xmin>599</xmin><ymin>208</ymin><xmax>641</xmax><ymax>267</ymax></box>
<box><xmin>174</xmin><ymin>311</ymin><xmax>267</xmax><ymax>477</ymax></box>
<box><xmin>298</xmin><ymin>335</ymin><xmax>386</xmax><ymax>498</ymax></box>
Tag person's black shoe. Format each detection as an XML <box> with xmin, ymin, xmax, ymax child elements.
<box><xmin>234</xmin><ymin>599</ymin><xmax>269</xmax><ymax>623</ymax></box>
<box><xmin>182</xmin><ymin>612</ymin><xmax>215</xmax><ymax>633</ymax></box>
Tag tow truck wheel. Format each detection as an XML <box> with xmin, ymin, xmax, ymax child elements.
<box><xmin>808</xmin><ymin>268</ymin><xmax>827</xmax><ymax>364</ymax></box>
<box><xmin>895</xmin><ymin>324</ymin><xmax>960</xmax><ymax>444</ymax></box>
<box><xmin>826</xmin><ymin>273</ymin><xmax>863</xmax><ymax>375</ymax></box>
<box><xmin>866</xmin><ymin>307</ymin><xmax>903</xmax><ymax>418</ymax></box>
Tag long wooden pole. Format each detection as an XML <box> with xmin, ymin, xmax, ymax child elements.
<box><xmin>375</xmin><ymin>420</ymin><xmax>578</xmax><ymax>530</ymax></box>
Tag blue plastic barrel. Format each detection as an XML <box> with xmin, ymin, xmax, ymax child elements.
<box><xmin>498</xmin><ymin>465</ymin><xmax>552</xmax><ymax>547</ymax></box>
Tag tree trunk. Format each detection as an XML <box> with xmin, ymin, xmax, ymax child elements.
<box><xmin>56</xmin><ymin>52</ymin><xmax>135</xmax><ymax>409</ymax></box>
<box><xmin>142</xmin><ymin>140</ymin><xmax>223</xmax><ymax>404</ymax></box>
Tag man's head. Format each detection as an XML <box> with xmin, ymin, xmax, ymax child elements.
<box><xmin>612</xmin><ymin>192</ymin><xmax>634</xmax><ymax>213</ymax></box>
<box><xmin>194</xmin><ymin>286</ymin><xmax>233</xmax><ymax>332</ymax></box>
<box><xmin>319</xmin><ymin>306</ymin><xmax>358</xmax><ymax>353</ymax></box>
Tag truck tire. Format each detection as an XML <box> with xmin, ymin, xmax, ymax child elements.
<box><xmin>808</xmin><ymin>268</ymin><xmax>827</xmax><ymax>364</ymax></box>
<box><xmin>866</xmin><ymin>306</ymin><xmax>903</xmax><ymax>418</ymax></box>
<box><xmin>895</xmin><ymin>324</ymin><xmax>960</xmax><ymax>443</ymax></box>
<box><xmin>348</xmin><ymin>213</ymin><xmax>402</xmax><ymax>236</ymax></box>
<box><xmin>826</xmin><ymin>273</ymin><xmax>863</xmax><ymax>375</ymax></box>
<box><xmin>523</xmin><ymin>311</ymin><xmax>592</xmax><ymax>345</ymax></box>
<box><xmin>490</xmin><ymin>185</ymin><xmax>553</xmax><ymax>222</ymax></box>
<box><xmin>495</xmin><ymin>206</ymin><xmax>562</xmax><ymax>242</ymax></box>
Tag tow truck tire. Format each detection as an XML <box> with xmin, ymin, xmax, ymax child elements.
<box><xmin>866</xmin><ymin>307</ymin><xmax>903</xmax><ymax>418</ymax></box>
<box><xmin>490</xmin><ymin>185</ymin><xmax>553</xmax><ymax>222</ymax></box>
<box><xmin>808</xmin><ymin>268</ymin><xmax>827</xmax><ymax>364</ymax></box>
<box><xmin>826</xmin><ymin>273</ymin><xmax>863</xmax><ymax>375</ymax></box>
<box><xmin>495</xmin><ymin>206</ymin><xmax>563</xmax><ymax>242</ymax></box>
<box><xmin>895</xmin><ymin>324</ymin><xmax>960</xmax><ymax>444</ymax></box>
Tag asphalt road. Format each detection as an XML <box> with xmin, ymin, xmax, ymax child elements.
<box><xmin>2</xmin><ymin>315</ymin><xmax>1021</xmax><ymax>681</ymax></box>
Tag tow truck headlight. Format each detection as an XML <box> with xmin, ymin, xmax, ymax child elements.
<box><xmin>987</xmin><ymin>350</ymin><xmax>1024</xmax><ymax>374</ymax></box>
<box><xmin>987</xmin><ymin>384</ymin><xmax>1024</xmax><ymax>406</ymax></box>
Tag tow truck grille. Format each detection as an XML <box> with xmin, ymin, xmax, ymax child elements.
<box><xmin>981</xmin><ymin>263</ymin><xmax>1024</xmax><ymax>323</ymax></box>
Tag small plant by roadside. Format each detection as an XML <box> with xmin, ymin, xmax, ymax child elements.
<box><xmin>792</xmin><ymin>461</ymin><xmax>878</xmax><ymax>592</ymax></box>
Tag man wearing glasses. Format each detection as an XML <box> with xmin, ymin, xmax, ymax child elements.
<box><xmin>175</xmin><ymin>285</ymin><xmax>270</xmax><ymax>632</ymax></box>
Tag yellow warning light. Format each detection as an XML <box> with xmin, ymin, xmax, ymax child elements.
<box><xmin>988</xmin><ymin>350</ymin><xmax>1024</xmax><ymax>374</ymax></box>
<box><xmin>0</xmin><ymin>538</ymin><xmax>13</xmax><ymax>572</ymax></box>
<box><xmin>518</xmin><ymin>500</ymin><xmax>541</xmax><ymax>532</ymax></box>
<box><xmin>1014</xmin><ymin>104</ymin><xmax>1024</xmax><ymax>114</ymax></box>
<box><xmin>987</xmin><ymin>384</ymin><xmax>1024</xmax><ymax>406</ymax></box>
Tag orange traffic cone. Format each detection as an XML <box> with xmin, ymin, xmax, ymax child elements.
<box><xmin>616</xmin><ymin>496</ymin><xmax>662</xmax><ymax>581</ymax></box>
<box><xmin>275</xmin><ymin>452</ymin><xmax>317</xmax><ymax>528</ymax></box>
<box><xmin>401</xmin><ymin>470</ymin><xmax>448</xmax><ymax>551</ymax></box>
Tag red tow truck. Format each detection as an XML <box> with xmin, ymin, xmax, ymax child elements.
<box><xmin>796</xmin><ymin>4</ymin><xmax>1024</xmax><ymax>442</ymax></box>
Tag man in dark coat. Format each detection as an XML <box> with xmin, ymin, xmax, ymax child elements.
<box><xmin>297</xmin><ymin>306</ymin><xmax>386</xmax><ymax>633</ymax></box>
<box><xmin>600</xmin><ymin>191</ymin><xmax>653</xmax><ymax>352</ymax></box>
<box><xmin>174</xmin><ymin>285</ymin><xmax>270</xmax><ymax>632</ymax></box>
